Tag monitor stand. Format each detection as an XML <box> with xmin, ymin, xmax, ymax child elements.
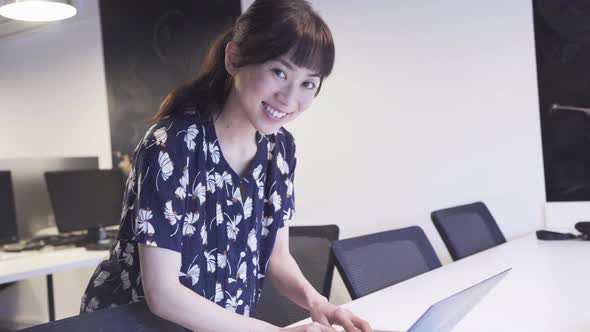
<box><xmin>84</xmin><ymin>227</ymin><xmax>115</xmax><ymax>251</ymax></box>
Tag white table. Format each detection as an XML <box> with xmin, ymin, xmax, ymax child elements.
<box><xmin>292</xmin><ymin>233</ymin><xmax>589</xmax><ymax>331</ymax></box>
<box><xmin>0</xmin><ymin>247</ymin><xmax>108</xmax><ymax>321</ymax></box>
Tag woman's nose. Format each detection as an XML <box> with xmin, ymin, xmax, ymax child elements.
<box><xmin>275</xmin><ymin>84</ymin><xmax>296</xmax><ymax>109</ymax></box>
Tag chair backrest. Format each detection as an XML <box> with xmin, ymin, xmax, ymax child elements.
<box><xmin>253</xmin><ymin>225</ymin><xmax>340</xmax><ymax>327</ymax></box>
<box><xmin>20</xmin><ymin>302</ymin><xmax>184</xmax><ymax>332</ymax></box>
<box><xmin>331</xmin><ymin>226</ymin><xmax>441</xmax><ymax>300</ymax></box>
<box><xmin>431</xmin><ymin>201</ymin><xmax>506</xmax><ymax>261</ymax></box>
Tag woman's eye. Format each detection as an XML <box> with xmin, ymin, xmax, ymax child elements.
<box><xmin>273</xmin><ymin>69</ymin><xmax>286</xmax><ymax>80</ymax></box>
<box><xmin>303</xmin><ymin>81</ymin><xmax>316</xmax><ymax>90</ymax></box>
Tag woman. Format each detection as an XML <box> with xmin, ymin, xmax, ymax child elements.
<box><xmin>81</xmin><ymin>1</ymin><xmax>372</xmax><ymax>331</ymax></box>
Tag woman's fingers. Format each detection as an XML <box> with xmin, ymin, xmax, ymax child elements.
<box><xmin>307</xmin><ymin>322</ymin><xmax>337</xmax><ymax>332</ymax></box>
<box><xmin>332</xmin><ymin>308</ymin><xmax>357</xmax><ymax>332</ymax></box>
<box><xmin>284</xmin><ymin>322</ymin><xmax>337</xmax><ymax>332</ymax></box>
<box><xmin>313</xmin><ymin>313</ymin><xmax>331</xmax><ymax>327</ymax></box>
<box><xmin>351</xmin><ymin>315</ymin><xmax>373</xmax><ymax>332</ymax></box>
<box><xmin>330</xmin><ymin>308</ymin><xmax>373</xmax><ymax>332</ymax></box>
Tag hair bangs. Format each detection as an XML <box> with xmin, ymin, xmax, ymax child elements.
<box><xmin>289</xmin><ymin>19</ymin><xmax>335</xmax><ymax>78</ymax></box>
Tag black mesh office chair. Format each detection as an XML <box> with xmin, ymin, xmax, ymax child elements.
<box><xmin>253</xmin><ymin>225</ymin><xmax>340</xmax><ymax>327</ymax></box>
<box><xmin>431</xmin><ymin>201</ymin><xmax>506</xmax><ymax>261</ymax></box>
<box><xmin>19</xmin><ymin>302</ymin><xmax>184</xmax><ymax>332</ymax></box>
<box><xmin>331</xmin><ymin>226</ymin><xmax>441</xmax><ymax>300</ymax></box>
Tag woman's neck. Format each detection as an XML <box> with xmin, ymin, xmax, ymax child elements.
<box><xmin>214</xmin><ymin>91</ymin><xmax>257</xmax><ymax>152</ymax></box>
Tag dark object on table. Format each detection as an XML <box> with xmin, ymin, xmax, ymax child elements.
<box><xmin>575</xmin><ymin>221</ymin><xmax>590</xmax><ymax>236</ymax></box>
<box><xmin>536</xmin><ymin>222</ymin><xmax>590</xmax><ymax>241</ymax></box>
<box><xmin>536</xmin><ymin>230</ymin><xmax>577</xmax><ymax>240</ymax></box>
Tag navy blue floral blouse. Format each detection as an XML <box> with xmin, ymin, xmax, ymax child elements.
<box><xmin>81</xmin><ymin>105</ymin><xmax>296</xmax><ymax>321</ymax></box>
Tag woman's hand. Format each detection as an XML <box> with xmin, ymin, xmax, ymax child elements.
<box><xmin>280</xmin><ymin>322</ymin><xmax>338</xmax><ymax>332</ymax></box>
<box><xmin>309</xmin><ymin>300</ymin><xmax>373</xmax><ymax>332</ymax></box>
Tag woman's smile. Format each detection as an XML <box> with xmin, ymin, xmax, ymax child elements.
<box><xmin>262</xmin><ymin>101</ymin><xmax>289</xmax><ymax>121</ymax></box>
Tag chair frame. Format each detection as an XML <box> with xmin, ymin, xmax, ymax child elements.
<box><xmin>289</xmin><ymin>225</ymin><xmax>340</xmax><ymax>298</ymax></box>
<box><xmin>332</xmin><ymin>226</ymin><xmax>441</xmax><ymax>300</ymax></box>
<box><xmin>431</xmin><ymin>201</ymin><xmax>506</xmax><ymax>261</ymax></box>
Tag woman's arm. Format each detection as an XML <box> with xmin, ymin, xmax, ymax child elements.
<box><xmin>266</xmin><ymin>227</ymin><xmax>373</xmax><ymax>332</ymax></box>
<box><xmin>266</xmin><ymin>227</ymin><xmax>327</xmax><ymax>310</ymax></box>
<box><xmin>139</xmin><ymin>244</ymin><xmax>277</xmax><ymax>332</ymax></box>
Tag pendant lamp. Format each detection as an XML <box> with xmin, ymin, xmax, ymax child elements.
<box><xmin>0</xmin><ymin>0</ymin><xmax>77</xmax><ymax>22</ymax></box>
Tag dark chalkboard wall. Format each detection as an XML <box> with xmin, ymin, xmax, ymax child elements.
<box><xmin>99</xmin><ymin>0</ymin><xmax>241</xmax><ymax>173</ymax></box>
<box><xmin>533</xmin><ymin>1</ymin><xmax>590</xmax><ymax>201</ymax></box>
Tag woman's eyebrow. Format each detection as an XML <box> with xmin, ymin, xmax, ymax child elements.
<box><xmin>276</xmin><ymin>58</ymin><xmax>321</xmax><ymax>78</ymax></box>
<box><xmin>276</xmin><ymin>58</ymin><xmax>295</xmax><ymax>70</ymax></box>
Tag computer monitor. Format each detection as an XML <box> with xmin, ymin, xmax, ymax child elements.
<box><xmin>44</xmin><ymin>169</ymin><xmax>126</xmax><ymax>243</ymax></box>
<box><xmin>0</xmin><ymin>171</ymin><xmax>19</xmax><ymax>245</ymax></box>
<box><xmin>0</xmin><ymin>157</ymin><xmax>99</xmax><ymax>238</ymax></box>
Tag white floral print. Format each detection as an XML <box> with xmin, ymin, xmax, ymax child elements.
<box><xmin>184</xmin><ymin>124</ymin><xmax>199</xmax><ymax>151</ymax></box>
<box><xmin>135</xmin><ymin>209</ymin><xmax>155</xmax><ymax>236</ymax></box>
<box><xmin>183</xmin><ymin>212</ymin><xmax>198</xmax><ymax>236</ymax></box>
<box><xmin>83</xmin><ymin>113</ymin><xmax>297</xmax><ymax>316</ymax></box>
<box><xmin>157</xmin><ymin>151</ymin><xmax>174</xmax><ymax>182</ymax></box>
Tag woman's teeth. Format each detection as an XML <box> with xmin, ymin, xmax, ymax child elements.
<box><xmin>263</xmin><ymin>102</ymin><xmax>287</xmax><ymax>119</ymax></box>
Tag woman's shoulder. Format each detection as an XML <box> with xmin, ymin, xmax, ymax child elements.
<box><xmin>267</xmin><ymin>127</ymin><xmax>296</xmax><ymax>163</ymax></box>
<box><xmin>274</xmin><ymin>127</ymin><xmax>296</xmax><ymax>155</ymax></box>
<box><xmin>276</xmin><ymin>127</ymin><xmax>295</xmax><ymax>143</ymax></box>
<box><xmin>268</xmin><ymin>127</ymin><xmax>295</xmax><ymax>146</ymax></box>
<box><xmin>134</xmin><ymin>107</ymin><xmax>211</xmax><ymax>161</ymax></box>
<box><xmin>161</xmin><ymin>103</ymin><xmax>212</xmax><ymax>129</ymax></box>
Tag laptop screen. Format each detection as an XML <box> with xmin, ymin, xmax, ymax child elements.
<box><xmin>407</xmin><ymin>268</ymin><xmax>511</xmax><ymax>332</ymax></box>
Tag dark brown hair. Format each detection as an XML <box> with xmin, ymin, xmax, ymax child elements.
<box><xmin>152</xmin><ymin>0</ymin><xmax>335</xmax><ymax>123</ymax></box>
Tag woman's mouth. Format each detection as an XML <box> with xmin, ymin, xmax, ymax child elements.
<box><xmin>262</xmin><ymin>102</ymin><xmax>288</xmax><ymax>120</ymax></box>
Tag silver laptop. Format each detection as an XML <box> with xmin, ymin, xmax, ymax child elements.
<box><xmin>373</xmin><ymin>268</ymin><xmax>511</xmax><ymax>332</ymax></box>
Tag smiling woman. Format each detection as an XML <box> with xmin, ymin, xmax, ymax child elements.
<box><xmin>79</xmin><ymin>1</ymin><xmax>371</xmax><ymax>332</ymax></box>
<box><xmin>152</xmin><ymin>0</ymin><xmax>335</xmax><ymax>126</ymax></box>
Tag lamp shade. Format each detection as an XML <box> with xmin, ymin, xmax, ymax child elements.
<box><xmin>0</xmin><ymin>0</ymin><xmax>77</xmax><ymax>22</ymax></box>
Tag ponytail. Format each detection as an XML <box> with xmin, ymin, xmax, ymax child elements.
<box><xmin>151</xmin><ymin>0</ymin><xmax>335</xmax><ymax>124</ymax></box>
<box><xmin>151</xmin><ymin>28</ymin><xmax>234</xmax><ymax>123</ymax></box>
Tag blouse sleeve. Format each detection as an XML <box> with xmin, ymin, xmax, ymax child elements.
<box><xmin>131</xmin><ymin>119</ymin><xmax>189</xmax><ymax>252</ymax></box>
<box><xmin>278</xmin><ymin>130</ymin><xmax>297</xmax><ymax>228</ymax></box>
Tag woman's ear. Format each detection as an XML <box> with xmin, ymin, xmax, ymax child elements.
<box><xmin>224</xmin><ymin>41</ymin><xmax>240</xmax><ymax>76</ymax></box>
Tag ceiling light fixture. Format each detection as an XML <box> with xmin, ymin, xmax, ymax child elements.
<box><xmin>0</xmin><ymin>0</ymin><xmax>77</xmax><ymax>22</ymax></box>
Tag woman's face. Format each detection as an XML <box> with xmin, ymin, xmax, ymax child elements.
<box><xmin>230</xmin><ymin>54</ymin><xmax>321</xmax><ymax>135</ymax></box>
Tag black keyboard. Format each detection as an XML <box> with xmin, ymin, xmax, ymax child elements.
<box><xmin>28</xmin><ymin>234</ymin><xmax>85</xmax><ymax>247</ymax></box>
<box><xmin>27</xmin><ymin>233</ymin><xmax>115</xmax><ymax>248</ymax></box>
<box><xmin>85</xmin><ymin>241</ymin><xmax>116</xmax><ymax>251</ymax></box>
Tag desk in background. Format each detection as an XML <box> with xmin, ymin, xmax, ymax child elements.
<box><xmin>0</xmin><ymin>247</ymin><xmax>108</xmax><ymax>322</ymax></box>
<box><xmin>291</xmin><ymin>233</ymin><xmax>589</xmax><ymax>331</ymax></box>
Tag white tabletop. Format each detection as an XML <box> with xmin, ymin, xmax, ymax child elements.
<box><xmin>292</xmin><ymin>233</ymin><xmax>589</xmax><ymax>332</ymax></box>
<box><xmin>0</xmin><ymin>247</ymin><xmax>108</xmax><ymax>284</ymax></box>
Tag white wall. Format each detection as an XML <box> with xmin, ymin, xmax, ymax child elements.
<box><xmin>0</xmin><ymin>0</ymin><xmax>109</xmax><ymax>324</ymax></box>
<box><xmin>242</xmin><ymin>0</ymin><xmax>546</xmax><ymax>304</ymax></box>
<box><xmin>0</xmin><ymin>0</ymin><xmax>111</xmax><ymax>169</ymax></box>
<box><xmin>294</xmin><ymin>0</ymin><xmax>546</xmax><ymax>250</ymax></box>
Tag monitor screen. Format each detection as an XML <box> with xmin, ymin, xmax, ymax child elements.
<box><xmin>0</xmin><ymin>157</ymin><xmax>99</xmax><ymax>238</ymax></box>
<box><xmin>0</xmin><ymin>171</ymin><xmax>19</xmax><ymax>245</ymax></box>
<box><xmin>45</xmin><ymin>169</ymin><xmax>126</xmax><ymax>233</ymax></box>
